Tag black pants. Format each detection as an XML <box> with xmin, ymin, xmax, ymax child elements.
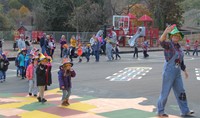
<box><xmin>60</xmin><ymin>47</ymin><xmax>63</xmax><ymax>58</ymax></box>
<box><xmin>133</xmin><ymin>47</ymin><xmax>138</xmax><ymax>58</ymax></box>
<box><xmin>143</xmin><ymin>50</ymin><xmax>149</xmax><ymax>58</ymax></box>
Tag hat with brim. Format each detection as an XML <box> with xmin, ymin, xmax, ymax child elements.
<box><xmin>168</xmin><ymin>27</ymin><xmax>184</xmax><ymax>40</ymax></box>
<box><xmin>63</xmin><ymin>62</ymin><xmax>73</xmax><ymax>67</ymax></box>
<box><xmin>62</xmin><ymin>58</ymin><xmax>73</xmax><ymax>67</ymax></box>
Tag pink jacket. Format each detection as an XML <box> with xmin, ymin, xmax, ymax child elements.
<box><xmin>26</xmin><ymin>64</ymin><xmax>34</xmax><ymax>80</ymax></box>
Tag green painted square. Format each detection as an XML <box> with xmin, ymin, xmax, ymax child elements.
<box><xmin>0</xmin><ymin>93</ymin><xmax>13</xmax><ymax>98</ymax></box>
<box><xmin>170</xmin><ymin>105</ymin><xmax>179</xmax><ymax>111</ymax></box>
<box><xmin>0</xmin><ymin>115</ymin><xmax>4</xmax><ymax>118</ymax></box>
<box><xmin>73</xmin><ymin>96</ymin><xmax>97</xmax><ymax>101</ymax></box>
<box><xmin>20</xmin><ymin>102</ymin><xmax>56</xmax><ymax>111</ymax></box>
<box><xmin>99</xmin><ymin>108</ymin><xmax>156</xmax><ymax>118</ymax></box>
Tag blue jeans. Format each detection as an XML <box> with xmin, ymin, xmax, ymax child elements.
<box><xmin>0</xmin><ymin>71</ymin><xmax>3</xmax><ymax>82</ymax></box>
<box><xmin>62</xmin><ymin>88</ymin><xmax>71</xmax><ymax>100</ymax></box>
<box><xmin>41</xmin><ymin>46</ymin><xmax>46</xmax><ymax>54</ymax></box>
<box><xmin>94</xmin><ymin>50</ymin><xmax>100</xmax><ymax>62</ymax></box>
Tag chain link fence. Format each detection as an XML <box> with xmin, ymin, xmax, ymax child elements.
<box><xmin>0</xmin><ymin>30</ymin><xmax>200</xmax><ymax>46</ymax></box>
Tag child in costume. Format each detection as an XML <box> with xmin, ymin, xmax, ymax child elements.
<box><xmin>185</xmin><ymin>38</ymin><xmax>190</xmax><ymax>55</ymax></box>
<box><xmin>26</xmin><ymin>56</ymin><xmax>38</xmax><ymax>97</ymax></box>
<box><xmin>85</xmin><ymin>43</ymin><xmax>91</xmax><ymax>62</ymax></box>
<box><xmin>45</xmin><ymin>56</ymin><xmax>52</xmax><ymax>90</ymax></box>
<box><xmin>157</xmin><ymin>25</ymin><xmax>194</xmax><ymax>117</ymax></box>
<box><xmin>36</xmin><ymin>54</ymin><xmax>48</xmax><ymax>103</ymax></box>
<box><xmin>58</xmin><ymin>59</ymin><xmax>76</xmax><ymax>106</ymax></box>
<box><xmin>77</xmin><ymin>44</ymin><xmax>83</xmax><ymax>62</ymax></box>
<box><xmin>192</xmin><ymin>40</ymin><xmax>199</xmax><ymax>56</ymax></box>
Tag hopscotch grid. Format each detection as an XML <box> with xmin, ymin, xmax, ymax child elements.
<box><xmin>106</xmin><ymin>67</ymin><xmax>152</xmax><ymax>81</ymax></box>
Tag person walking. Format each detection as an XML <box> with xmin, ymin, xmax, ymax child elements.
<box><xmin>36</xmin><ymin>55</ymin><xmax>48</xmax><ymax>103</ymax></box>
<box><xmin>26</xmin><ymin>56</ymin><xmax>38</xmax><ymax>97</ymax></box>
<box><xmin>192</xmin><ymin>40</ymin><xmax>199</xmax><ymax>56</ymax></box>
<box><xmin>58</xmin><ymin>59</ymin><xmax>76</xmax><ymax>106</ymax></box>
<box><xmin>60</xmin><ymin>35</ymin><xmax>67</xmax><ymax>58</ymax></box>
<box><xmin>157</xmin><ymin>25</ymin><xmax>194</xmax><ymax>117</ymax></box>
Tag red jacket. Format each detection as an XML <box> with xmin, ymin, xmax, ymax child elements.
<box><xmin>26</xmin><ymin>64</ymin><xmax>34</xmax><ymax>80</ymax></box>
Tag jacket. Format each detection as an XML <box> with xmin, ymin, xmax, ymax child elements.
<box><xmin>36</xmin><ymin>64</ymin><xmax>47</xmax><ymax>86</ymax></box>
<box><xmin>58</xmin><ymin>69</ymin><xmax>76</xmax><ymax>90</ymax></box>
<box><xmin>26</xmin><ymin>64</ymin><xmax>34</xmax><ymax>80</ymax></box>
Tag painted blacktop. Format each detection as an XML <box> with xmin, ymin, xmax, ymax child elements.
<box><xmin>0</xmin><ymin>41</ymin><xmax>198</xmax><ymax>118</ymax></box>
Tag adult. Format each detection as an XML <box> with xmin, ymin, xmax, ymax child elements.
<box><xmin>40</xmin><ymin>33</ymin><xmax>47</xmax><ymax>54</ymax></box>
<box><xmin>157</xmin><ymin>25</ymin><xmax>194</xmax><ymax>117</ymax></box>
<box><xmin>17</xmin><ymin>34</ymin><xmax>26</xmax><ymax>50</ymax></box>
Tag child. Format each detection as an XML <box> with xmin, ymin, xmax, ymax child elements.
<box><xmin>58</xmin><ymin>59</ymin><xmax>76</xmax><ymax>106</ymax></box>
<box><xmin>45</xmin><ymin>56</ymin><xmax>52</xmax><ymax>90</ymax></box>
<box><xmin>26</xmin><ymin>56</ymin><xmax>38</xmax><ymax>97</ymax></box>
<box><xmin>0</xmin><ymin>54</ymin><xmax>4</xmax><ymax>83</ymax></box>
<box><xmin>77</xmin><ymin>44</ymin><xmax>83</xmax><ymax>62</ymax></box>
<box><xmin>142</xmin><ymin>40</ymin><xmax>149</xmax><ymax>58</ymax></box>
<box><xmin>62</xmin><ymin>44</ymin><xmax>69</xmax><ymax>58</ymax></box>
<box><xmin>185</xmin><ymin>38</ymin><xmax>190</xmax><ymax>55</ymax></box>
<box><xmin>115</xmin><ymin>42</ymin><xmax>121</xmax><ymax>60</ymax></box>
<box><xmin>193</xmin><ymin>40</ymin><xmax>199</xmax><ymax>56</ymax></box>
<box><xmin>18</xmin><ymin>48</ymin><xmax>27</xmax><ymax>79</ymax></box>
<box><xmin>2</xmin><ymin>53</ymin><xmax>9</xmax><ymax>82</ymax></box>
<box><xmin>85</xmin><ymin>43</ymin><xmax>91</xmax><ymax>62</ymax></box>
<box><xmin>15</xmin><ymin>53</ymin><xmax>20</xmax><ymax>76</ymax></box>
<box><xmin>36</xmin><ymin>54</ymin><xmax>48</xmax><ymax>103</ymax></box>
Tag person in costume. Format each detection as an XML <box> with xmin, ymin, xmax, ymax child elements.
<box><xmin>69</xmin><ymin>35</ymin><xmax>77</xmax><ymax>62</ymax></box>
<box><xmin>18</xmin><ymin>48</ymin><xmax>27</xmax><ymax>79</ymax></box>
<box><xmin>45</xmin><ymin>56</ymin><xmax>52</xmax><ymax>90</ymax></box>
<box><xmin>185</xmin><ymin>37</ymin><xmax>190</xmax><ymax>55</ymax></box>
<box><xmin>192</xmin><ymin>40</ymin><xmax>199</xmax><ymax>56</ymax></box>
<box><xmin>58</xmin><ymin>59</ymin><xmax>76</xmax><ymax>106</ymax></box>
<box><xmin>85</xmin><ymin>43</ymin><xmax>91</xmax><ymax>62</ymax></box>
<box><xmin>26</xmin><ymin>56</ymin><xmax>38</xmax><ymax>97</ymax></box>
<box><xmin>36</xmin><ymin>54</ymin><xmax>48</xmax><ymax>103</ymax></box>
<box><xmin>77</xmin><ymin>44</ymin><xmax>83</xmax><ymax>62</ymax></box>
<box><xmin>157</xmin><ymin>25</ymin><xmax>194</xmax><ymax>117</ymax></box>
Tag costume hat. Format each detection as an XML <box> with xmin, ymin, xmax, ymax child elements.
<box><xmin>62</xmin><ymin>58</ymin><xmax>73</xmax><ymax>67</ymax></box>
<box><xmin>168</xmin><ymin>26</ymin><xmax>184</xmax><ymax>39</ymax></box>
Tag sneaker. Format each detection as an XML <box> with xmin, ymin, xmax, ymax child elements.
<box><xmin>41</xmin><ymin>98</ymin><xmax>47</xmax><ymax>103</ymax></box>
<box><xmin>157</xmin><ymin>114</ymin><xmax>169</xmax><ymax>117</ymax></box>
<box><xmin>181</xmin><ymin>110</ymin><xmax>195</xmax><ymax>117</ymax></box>
<box><xmin>37</xmin><ymin>97</ymin><xmax>41</xmax><ymax>102</ymax></box>
<box><xmin>29</xmin><ymin>93</ymin><xmax>32</xmax><ymax>96</ymax></box>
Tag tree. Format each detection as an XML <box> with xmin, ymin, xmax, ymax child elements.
<box><xmin>68</xmin><ymin>0</ymin><xmax>103</xmax><ymax>32</ymax></box>
<box><xmin>32</xmin><ymin>0</ymin><xmax>75</xmax><ymax>31</ymax></box>
<box><xmin>8</xmin><ymin>0</ymin><xmax>22</xmax><ymax>9</ymax></box>
<box><xmin>146</xmin><ymin>0</ymin><xmax>184</xmax><ymax>30</ymax></box>
<box><xmin>19</xmin><ymin>5</ymin><xmax>30</xmax><ymax>17</ymax></box>
<box><xmin>0</xmin><ymin>13</ymin><xmax>11</xmax><ymax>30</ymax></box>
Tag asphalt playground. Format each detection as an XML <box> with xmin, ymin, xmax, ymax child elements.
<box><xmin>0</xmin><ymin>43</ymin><xmax>200</xmax><ymax>118</ymax></box>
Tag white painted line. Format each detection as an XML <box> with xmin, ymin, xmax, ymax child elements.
<box><xmin>197</xmin><ymin>77</ymin><xmax>200</xmax><ymax>80</ymax></box>
<box><xmin>105</xmin><ymin>76</ymin><xmax>111</xmax><ymax>79</ymax></box>
<box><xmin>8</xmin><ymin>69</ymin><xmax>17</xmax><ymax>72</ymax></box>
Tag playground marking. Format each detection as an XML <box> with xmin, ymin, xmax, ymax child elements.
<box><xmin>195</xmin><ymin>68</ymin><xmax>200</xmax><ymax>80</ymax></box>
<box><xmin>105</xmin><ymin>67</ymin><xmax>152</xmax><ymax>81</ymax></box>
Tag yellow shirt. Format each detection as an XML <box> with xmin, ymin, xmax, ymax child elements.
<box><xmin>70</xmin><ymin>38</ymin><xmax>77</xmax><ymax>47</ymax></box>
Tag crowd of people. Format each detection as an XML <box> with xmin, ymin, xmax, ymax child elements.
<box><xmin>0</xmin><ymin>27</ymin><xmax>199</xmax><ymax>115</ymax></box>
